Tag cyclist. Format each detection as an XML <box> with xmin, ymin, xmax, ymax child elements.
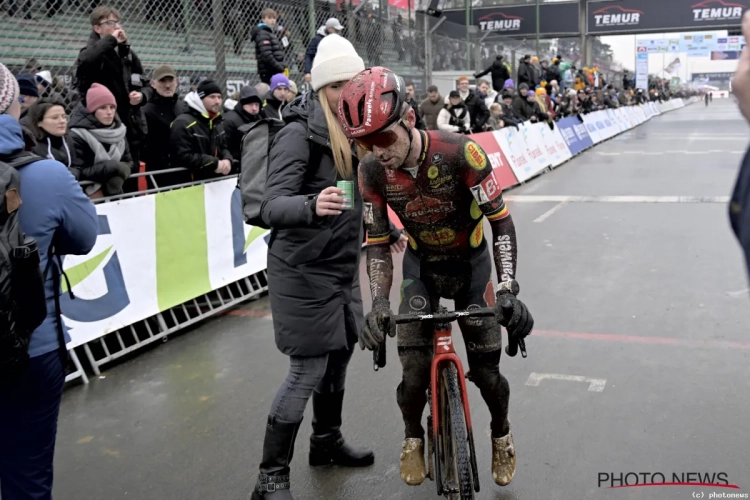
<box><xmin>337</xmin><ymin>67</ymin><xmax>534</xmax><ymax>487</ymax></box>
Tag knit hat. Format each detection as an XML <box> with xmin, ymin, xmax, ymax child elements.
<box><xmin>527</xmin><ymin>90</ymin><xmax>536</xmax><ymax>97</ymax></box>
<box><xmin>197</xmin><ymin>79</ymin><xmax>222</xmax><ymax>98</ymax></box>
<box><xmin>36</xmin><ymin>70</ymin><xmax>53</xmax><ymax>87</ymax></box>
<box><xmin>16</xmin><ymin>73</ymin><xmax>39</xmax><ymax>98</ymax></box>
<box><xmin>86</xmin><ymin>83</ymin><xmax>117</xmax><ymax>113</ymax></box>
<box><xmin>0</xmin><ymin>63</ymin><xmax>19</xmax><ymax>115</ymax></box>
<box><xmin>503</xmin><ymin>79</ymin><xmax>514</xmax><ymax>88</ymax></box>
<box><xmin>239</xmin><ymin>85</ymin><xmax>262</xmax><ymax>105</ymax></box>
<box><xmin>536</xmin><ymin>87</ymin><xmax>546</xmax><ymax>95</ymax></box>
<box><xmin>311</xmin><ymin>34</ymin><xmax>365</xmax><ymax>91</ymax></box>
<box><xmin>270</xmin><ymin>74</ymin><xmax>290</xmax><ymax>91</ymax></box>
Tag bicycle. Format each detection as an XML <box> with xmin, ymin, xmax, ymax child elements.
<box><xmin>372</xmin><ymin>306</ymin><xmax>527</xmax><ymax>500</ymax></box>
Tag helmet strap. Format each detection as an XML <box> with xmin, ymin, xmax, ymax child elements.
<box><xmin>400</xmin><ymin>120</ymin><xmax>414</xmax><ymax>165</ymax></box>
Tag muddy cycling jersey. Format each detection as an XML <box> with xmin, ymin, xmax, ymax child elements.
<box><xmin>360</xmin><ymin>130</ymin><xmax>518</xmax><ymax>301</ymax></box>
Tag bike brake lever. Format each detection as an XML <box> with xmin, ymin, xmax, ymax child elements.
<box><xmin>519</xmin><ymin>338</ymin><xmax>527</xmax><ymax>358</ymax></box>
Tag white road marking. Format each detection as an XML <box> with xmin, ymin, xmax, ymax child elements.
<box><xmin>534</xmin><ymin>200</ymin><xmax>568</xmax><ymax>223</ymax></box>
<box><xmin>726</xmin><ymin>288</ymin><xmax>750</xmax><ymax>299</ymax></box>
<box><xmin>595</xmin><ymin>150</ymin><xmax>743</xmax><ymax>156</ymax></box>
<box><xmin>525</xmin><ymin>372</ymin><xmax>607</xmax><ymax>392</ymax></box>
<box><xmin>506</xmin><ymin>195</ymin><xmax>730</xmax><ymax>203</ymax></box>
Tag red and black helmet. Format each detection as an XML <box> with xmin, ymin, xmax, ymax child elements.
<box><xmin>337</xmin><ymin>67</ymin><xmax>408</xmax><ymax>139</ymax></box>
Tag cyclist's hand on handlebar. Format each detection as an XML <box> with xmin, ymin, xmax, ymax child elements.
<box><xmin>360</xmin><ymin>297</ymin><xmax>396</xmax><ymax>350</ymax></box>
<box><xmin>495</xmin><ymin>293</ymin><xmax>534</xmax><ymax>339</ymax></box>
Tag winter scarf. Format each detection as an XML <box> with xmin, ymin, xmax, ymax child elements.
<box><xmin>71</xmin><ymin>123</ymin><xmax>127</xmax><ymax>163</ymax></box>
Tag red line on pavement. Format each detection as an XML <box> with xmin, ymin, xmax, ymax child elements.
<box><xmin>534</xmin><ymin>329</ymin><xmax>750</xmax><ymax>350</ymax></box>
<box><xmin>224</xmin><ymin>309</ymin><xmax>271</xmax><ymax>318</ymax></box>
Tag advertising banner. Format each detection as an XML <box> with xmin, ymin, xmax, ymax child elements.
<box><xmin>636</xmin><ymin>52</ymin><xmax>649</xmax><ymax>91</ymax></box>
<box><xmin>556</xmin><ymin>117</ymin><xmax>594</xmax><ymax>156</ymax></box>
<box><xmin>535</xmin><ymin>122</ymin><xmax>573</xmax><ymax>168</ymax></box>
<box><xmin>61</xmin><ymin>179</ymin><xmax>269</xmax><ymax>348</ymax></box>
<box><xmin>583</xmin><ymin>112</ymin><xmax>604</xmax><ymax>144</ymax></box>
<box><xmin>443</xmin><ymin>1</ymin><xmax>579</xmax><ymax>37</ymax></box>
<box><xmin>587</xmin><ymin>0</ymin><xmax>750</xmax><ymax>34</ymax></box>
<box><xmin>470</xmin><ymin>131</ymin><xmax>519</xmax><ymax>189</ymax></box>
<box><xmin>495</xmin><ymin>127</ymin><xmax>538</xmax><ymax>183</ymax></box>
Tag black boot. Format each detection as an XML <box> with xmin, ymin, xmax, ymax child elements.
<box><xmin>308</xmin><ymin>390</ymin><xmax>375</xmax><ymax>467</ymax></box>
<box><xmin>250</xmin><ymin>416</ymin><xmax>302</xmax><ymax>500</ymax></box>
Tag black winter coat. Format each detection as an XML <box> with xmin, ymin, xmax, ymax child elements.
<box><xmin>251</xmin><ymin>24</ymin><xmax>286</xmax><ymax>84</ymax></box>
<box><xmin>142</xmin><ymin>88</ymin><xmax>190</xmax><ymax>186</ymax></box>
<box><xmin>169</xmin><ymin>92</ymin><xmax>233</xmax><ymax>180</ymax></box>
<box><xmin>31</xmin><ymin>134</ymin><xmax>77</xmax><ymax>170</ymax></box>
<box><xmin>477</xmin><ymin>59</ymin><xmax>510</xmax><ymax>92</ymax></box>
<box><xmin>261</xmin><ymin>92</ymin><xmax>364</xmax><ymax>357</ymax></box>
<box><xmin>544</xmin><ymin>64</ymin><xmax>562</xmax><ymax>84</ymax></box>
<box><xmin>75</xmin><ymin>32</ymin><xmax>148</xmax><ymax>146</ymax></box>
<box><xmin>303</xmin><ymin>32</ymin><xmax>325</xmax><ymax>74</ymax></box>
<box><xmin>68</xmin><ymin>105</ymin><xmax>133</xmax><ymax>183</ymax></box>
<box><xmin>223</xmin><ymin>105</ymin><xmax>261</xmax><ymax>168</ymax></box>
<box><xmin>463</xmin><ymin>89</ymin><xmax>489</xmax><ymax>133</ymax></box>
<box><xmin>517</xmin><ymin>61</ymin><xmax>534</xmax><ymax>88</ymax></box>
<box><xmin>261</xmin><ymin>91</ymin><xmax>288</xmax><ymax>121</ymax></box>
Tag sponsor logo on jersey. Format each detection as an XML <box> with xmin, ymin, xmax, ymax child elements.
<box><xmin>470</xmin><ymin>220</ymin><xmax>484</xmax><ymax>248</ymax></box>
<box><xmin>364</xmin><ymin>202</ymin><xmax>374</xmax><ymax>224</ymax></box>
<box><xmin>406</xmin><ymin>231</ymin><xmax>418</xmax><ymax>250</ymax></box>
<box><xmin>495</xmin><ymin>234</ymin><xmax>514</xmax><ymax>282</ymax></box>
<box><xmin>465</xmin><ymin>141</ymin><xmax>487</xmax><ymax>170</ymax></box>
<box><xmin>431</xmin><ymin>152</ymin><xmax>443</xmax><ymax>164</ymax></box>
<box><xmin>409</xmin><ymin>295</ymin><xmax>428</xmax><ymax>311</ymax></box>
<box><xmin>427</xmin><ymin>165</ymin><xmax>439</xmax><ymax>179</ymax></box>
<box><xmin>470</xmin><ymin>185</ymin><xmax>490</xmax><ymax>205</ymax></box>
<box><xmin>404</xmin><ymin>197</ymin><xmax>454</xmax><ymax>223</ymax></box>
<box><xmin>419</xmin><ymin>227</ymin><xmax>456</xmax><ymax>246</ymax></box>
<box><xmin>470</xmin><ymin>199</ymin><xmax>482</xmax><ymax>220</ymax></box>
<box><xmin>480</xmin><ymin>172</ymin><xmax>500</xmax><ymax>199</ymax></box>
<box><xmin>429</xmin><ymin>174</ymin><xmax>453</xmax><ymax>190</ymax></box>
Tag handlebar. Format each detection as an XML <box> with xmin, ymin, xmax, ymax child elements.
<box><xmin>393</xmin><ymin>307</ymin><xmax>496</xmax><ymax>325</ymax></box>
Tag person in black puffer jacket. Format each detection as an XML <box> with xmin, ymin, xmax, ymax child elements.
<box><xmin>475</xmin><ymin>55</ymin><xmax>511</xmax><ymax>93</ymax></box>
<box><xmin>252</xmin><ymin>9</ymin><xmax>287</xmax><ymax>85</ymax></box>
<box><xmin>262</xmin><ymin>74</ymin><xmax>290</xmax><ymax>121</ymax></box>
<box><xmin>69</xmin><ymin>84</ymin><xmax>132</xmax><ymax>197</ymax></box>
<box><xmin>142</xmin><ymin>65</ymin><xmax>190</xmax><ymax>187</ymax></box>
<box><xmin>224</xmin><ymin>86</ymin><xmax>263</xmax><ymax>169</ymax></box>
<box><xmin>26</xmin><ymin>98</ymin><xmax>77</xmax><ymax>173</ymax></box>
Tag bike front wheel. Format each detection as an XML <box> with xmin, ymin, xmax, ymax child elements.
<box><xmin>438</xmin><ymin>363</ymin><xmax>474</xmax><ymax>500</ymax></box>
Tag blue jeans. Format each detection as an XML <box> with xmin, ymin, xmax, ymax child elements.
<box><xmin>269</xmin><ymin>348</ymin><xmax>353</xmax><ymax>423</ymax></box>
<box><xmin>0</xmin><ymin>351</ymin><xmax>65</xmax><ymax>500</ymax></box>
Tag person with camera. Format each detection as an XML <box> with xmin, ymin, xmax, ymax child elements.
<box><xmin>437</xmin><ymin>90</ymin><xmax>471</xmax><ymax>134</ymax></box>
<box><xmin>74</xmin><ymin>5</ymin><xmax>148</xmax><ymax>171</ymax></box>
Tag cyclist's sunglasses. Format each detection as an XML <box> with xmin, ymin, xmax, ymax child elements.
<box><xmin>354</xmin><ymin>120</ymin><xmax>402</xmax><ymax>151</ymax></box>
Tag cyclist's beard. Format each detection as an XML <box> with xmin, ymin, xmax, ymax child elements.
<box><xmin>375</xmin><ymin>140</ymin><xmax>410</xmax><ymax>170</ymax></box>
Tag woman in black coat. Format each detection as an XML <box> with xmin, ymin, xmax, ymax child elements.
<box><xmin>26</xmin><ymin>98</ymin><xmax>77</xmax><ymax>171</ymax></box>
<box><xmin>251</xmin><ymin>34</ymin><xmax>373</xmax><ymax>500</ymax></box>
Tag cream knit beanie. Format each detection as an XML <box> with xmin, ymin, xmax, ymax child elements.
<box><xmin>311</xmin><ymin>34</ymin><xmax>365</xmax><ymax>92</ymax></box>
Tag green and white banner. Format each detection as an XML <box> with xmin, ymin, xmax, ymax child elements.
<box><xmin>61</xmin><ymin>179</ymin><xmax>269</xmax><ymax>348</ymax></box>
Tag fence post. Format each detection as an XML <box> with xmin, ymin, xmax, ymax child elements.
<box><xmin>308</xmin><ymin>0</ymin><xmax>316</xmax><ymax>39</ymax></box>
<box><xmin>211</xmin><ymin>0</ymin><xmax>227</xmax><ymax>93</ymax></box>
<box><xmin>424</xmin><ymin>15</ymin><xmax>432</xmax><ymax>87</ymax></box>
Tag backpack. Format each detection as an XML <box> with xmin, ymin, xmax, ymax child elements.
<box><xmin>0</xmin><ymin>153</ymin><xmax>49</xmax><ymax>383</ymax></box>
<box><xmin>238</xmin><ymin>117</ymin><xmax>322</xmax><ymax>229</ymax></box>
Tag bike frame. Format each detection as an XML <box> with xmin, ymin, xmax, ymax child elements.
<box><xmin>430</xmin><ymin>318</ymin><xmax>480</xmax><ymax>493</ymax></box>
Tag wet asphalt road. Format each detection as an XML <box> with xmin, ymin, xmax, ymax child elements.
<box><xmin>54</xmin><ymin>100</ymin><xmax>750</xmax><ymax>500</ymax></box>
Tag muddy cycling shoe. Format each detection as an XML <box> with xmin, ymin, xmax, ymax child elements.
<box><xmin>400</xmin><ymin>438</ymin><xmax>427</xmax><ymax>486</ymax></box>
<box><xmin>492</xmin><ymin>430</ymin><xmax>517</xmax><ymax>486</ymax></box>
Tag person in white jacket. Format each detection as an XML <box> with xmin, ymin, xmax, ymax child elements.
<box><xmin>437</xmin><ymin>90</ymin><xmax>472</xmax><ymax>134</ymax></box>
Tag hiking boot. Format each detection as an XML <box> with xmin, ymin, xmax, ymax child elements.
<box><xmin>250</xmin><ymin>416</ymin><xmax>301</xmax><ymax>500</ymax></box>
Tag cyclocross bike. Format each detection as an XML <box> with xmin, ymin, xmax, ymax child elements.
<box><xmin>373</xmin><ymin>306</ymin><xmax>526</xmax><ymax>500</ymax></box>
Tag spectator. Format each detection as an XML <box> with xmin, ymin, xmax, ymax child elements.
<box><xmin>255</xmin><ymin>82</ymin><xmax>270</xmax><ymax>97</ymax></box>
<box><xmin>69</xmin><ymin>84</ymin><xmax>133</xmax><ymax>197</ymax></box>
<box><xmin>419</xmin><ymin>85</ymin><xmax>443</xmax><ymax>131</ymax></box>
<box><xmin>544</xmin><ymin>58</ymin><xmax>562</xmax><ymax>86</ymax></box>
<box><xmin>404</xmin><ymin>80</ymin><xmax>425</xmax><ymax>130</ymax></box>
<box><xmin>517</xmin><ymin>89</ymin><xmax>548</xmax><ymax>123</ymax></box>
<box><xmin>170</xmin><ymin>79</ymin><xmax>232</xmax><ymax>180</ymax></box>
<box><xmin>535</xmin><ymin>87</ymin><xmax>552</xmax><ymax>121</ymax></box>
<box><xmin>517</xmin><ymin>55</ymin><xmax>533</xmax><ymax>88</ymax></box>
<box><xmin>27</xmin><ymin>98</ymin><xmax>77</xmax><ymax>170</ymax></box>
<box><xmin>486</xmin><ymin>103</ymin><xmax>505</xmax><ymax>130</ymax></box>
<box><xmin>224</xmin><ymin>86</ymin><xmax>262</xmax><ymax>166</ymax></box>
<box><xmin>603</xmin><ymin>88</ymin><xmax>618</xmax><ymax>109</ymax></box>
<box><xmin>512</xmin><ymin>83</ymin><xmax>530</xmax><ymax>119</ymax></box>
<box><xmin>287</xmin><ymin>80</ymin><xmax>298</xmax><ymax>103</ymax></box>
<box><xmin>622</xmin><ymin>70</ymin><xmax>632</xmax><ymax>90</ymax></box>
<box><xmin>499</xmin><ymin>90</ymin><xmax>521</xmax><ymax>126</ymax></box>
<box><xmin>252</xmin><ymin>34</ymin><xmax>373</xmax><ymax>499</ymax></box>
<box><xmin>16</xmin><ymin>73</ymin><xmax>40</xmax><ymax>126</ymax></box>
<box><xmin>224</xmin><ymin>92</ymin><xmax>239</xmax><ymax>113</ymax></box>
<box><xmin>476</xmin><ymin>79</ymin><xmax>496</xmax><ymax>109</ymax></box>
<box><xmin>0</xmin><ymin>62</ymin><xmax>97</xmax><ymax>500</ymax></box>
<box><xmin>454</xmin><ymin>76</ymin><xmax>489</xmax><ymax>133</ymax></box>
<box><xmin>262</xmin><ymin>74</ymin><xmax>290</xmax><ymax>121</ymax></box>
<box><xmin>475</xmin><ymin>55</ymin><xmax>511</xmax><ymax>93</ymax></box>
<box><xmin>618</xmin><ymin>88</ymin><xmax>630</xmax><ymax>107</ymax></box>
<box><xmin>530</xmin><ymin>56</ymin><xmax>542</xmax><ymax>87</ymax></box>
<box><xmin>437</xmin><ymin>90</ymin><xmax>471</xmax><ymax>134</ymax></box>
<box><xmin>564</xmin><ymin>64</ymin><xmax>576</xmax><ymax>91</ymax></box>
<box><xmin>75</xmin><ymin>5</ymin><xmax>148</xmax><ymax>171</ymax></box>
<box><xmin>34</xmin><ymin>71</ymin><xmax>64</xmax><ymax>106</ymax></box>
<box><xmin>304</xmin><ymin>18</ymin><xmax>344</xmax><ymax>84</ymax></box>
<box><xmin>252</xmin><ymin>8</ymin><xmax>287</xmax><ymax>85</ymax></box>
<box><xmin>548</xmin><ymin>80</ymin><xmax>560</xmax><ymax>99</ymax></box>
<box><xmin>142</xmin><ymin>65</ymin><xmax>190</xmax><ymax>187</ymax></box>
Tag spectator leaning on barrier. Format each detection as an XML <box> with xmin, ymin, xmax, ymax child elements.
<box><xmin>404</xmin><ymin>80</ymin><xmax>425</xmax><ymax>130</ymax></box>
<box><xmin>0</xmin><ymin>62</ymin><xmax>98</xmax><ymax>500</ymax></box>
<box><xmin>486</xmin><ymin>103</ymin><xmax>506</xmax><ymax>131</ymax></box>
<box><xmin>252</xmin><ymin>9</ymin><xmax>287</xmax><ymax>85</ymax></box>
<box><xmin>69</xmin><ymin>84</ymin><xmax>133</xmax><ymax>197</ymax></box>
<box><xmin>499</xmin><ymin>89</ymin><xmax>521</xmax><ymax>126</ymax></box>
<box><xmin>454</xmin><ymin>76</ymin><xmax>489</xmax><ymax>133</ymax></box>
<box><xmin>303</xmin><ymin>18</ymin><xmax>344</xmax><ymax>84</ymax></box>
<box><xmin>252</xmin><ymin>34</ymin><xmax>374</xmax><ymax>499</ymax></box>
<box><xmin>475</xmin><ymin>54</ymin><xmax>510</xmax><ymax>93</ymax></box>
<box><xmin>618</xmin><ymin>88</ymin><xmax>630</xmax><ymax>107</ymax></box>
<box><xmin>74</xmin><ymin>6</ymin><xmax>148</xmax><ymax>171</ymax></box>
<box><xmin>142</xmin><ymin>65</ymin><xmax>191</xmax><ymax>188</ymax></box>
<box><xmin>419</xmin><ymin>85</ymin><xmax>443</xmax><ymax>131</ymax></box>
<box><xmin>27</xmin><ymin>98</ymin><xmax>77</xmax><ymax>170</ymax></box>
<box><xmin>512</xmin><ymin>83</ymin><xmax>529</xmax><ymax>119</ymax></box>
<box><xmin>224</xmin><ymin>86</ymin><xmax>263</xmax><ymax>167</ymax></box>
<box><xmin>262</xmin><ymin>74</ymin><xmax>290</xmax><ymax>121</ymax></box>
<box><xmin>437</xmin><ymin>90</ymin><xmax>471</xmax><ymax>134</ymax></box>
<box><xmin>170</xmin><ymin>79</ymin><xmax>233</xmax><ymax>180</ymax></box>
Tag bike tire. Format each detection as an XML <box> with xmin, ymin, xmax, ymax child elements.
<box><xmin>439</xmin><ymin>364</ymin><xmax>474</xmax><ymax>500</ymax></box>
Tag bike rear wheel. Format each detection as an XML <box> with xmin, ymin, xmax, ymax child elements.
<box><xmin>437</xmin><ymin>363</ymin><xmax>474</xmax><ymax>500</ymax></box>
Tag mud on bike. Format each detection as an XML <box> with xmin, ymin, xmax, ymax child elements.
<box><xmin>372</xmin><ymin>306</ymin><xmax>527</xmax><ymax>500</ymax></box>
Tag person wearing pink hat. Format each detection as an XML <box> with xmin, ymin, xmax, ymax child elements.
<box><xmin>69</xmin><ymin>83</ymin><xmax>132</xmax><ymax>197</ymax></box>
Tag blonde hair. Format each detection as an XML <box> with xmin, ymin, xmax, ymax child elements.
<box><xmin>489</xmin><ymin>103</ymin><xmax>501</xmax><ymax>113</ymax></box>
<box><xmin>318</xmin><ymin>89</ymin><xmax>353</xmax><ymax>180</ymax></box>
